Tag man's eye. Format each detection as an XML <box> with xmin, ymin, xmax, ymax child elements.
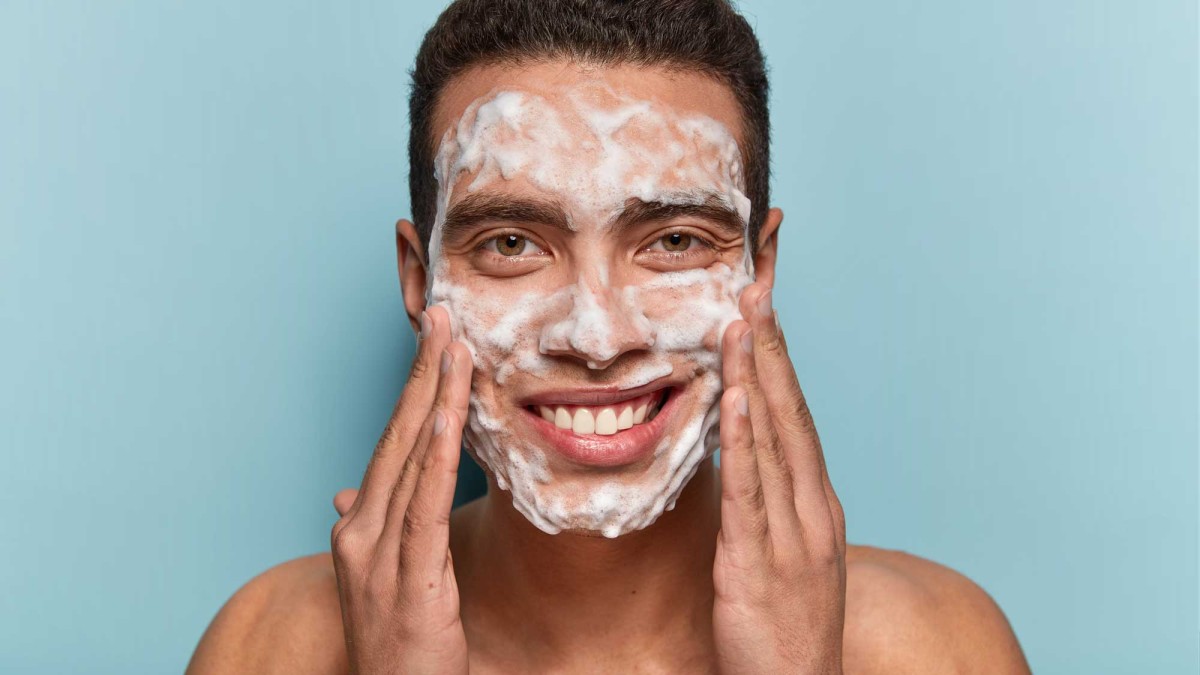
<box><xmin>653</xmin><ymin>232</ymin><xmax>696</xmax><ymax>252</ymax></box>
<box><xmin>484</xmin><ymin>234</ymin><xmax>543</xmax><ymax>257</ymax></box>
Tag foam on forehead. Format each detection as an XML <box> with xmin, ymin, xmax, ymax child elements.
<box><xmin>427</xmin><ymin>83</ymin><xmax>752</xmax><ymax>274</ymax></box>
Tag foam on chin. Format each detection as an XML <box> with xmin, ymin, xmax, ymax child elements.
<box><xmin>427</xmin><ymin>82</ymin><xmax>753</xmax><ymax>537</ymax></box>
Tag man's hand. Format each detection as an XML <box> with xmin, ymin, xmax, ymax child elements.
<box><xmin>329</xmin><ymin>305</ymin><xmax>473</xmax><ymax>675</ymax></box>
<box><xmin>712</xmin><ymin>282</ymin><xmax>848</xmax><ymax>674</ymax></box>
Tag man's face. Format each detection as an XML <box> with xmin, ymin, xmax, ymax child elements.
<box><xmin>425</xmin><ymin>63</ymin><xmax>756</xmax><ymax>537</ymax></box>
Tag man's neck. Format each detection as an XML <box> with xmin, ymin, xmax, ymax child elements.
<box><xmin>452</xmin><ymin>458</ymin><xmax>722</xmax><ymax>670</ymax></box>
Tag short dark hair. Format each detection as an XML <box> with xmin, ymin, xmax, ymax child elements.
<box><xmin>408</xmin><ymin>0</ymin><xmax>770</xmax><ymax>255</ymax></box>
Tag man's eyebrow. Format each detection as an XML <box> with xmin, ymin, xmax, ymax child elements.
<box><xmin>610</xmin><ymin>195</ymin><xmax>746</xmax><ymax>239</ymax></box>
<box><xmin>440</xmin><ymin>193</ymin><xmax>570</xmax><ymax>243</ymax></box>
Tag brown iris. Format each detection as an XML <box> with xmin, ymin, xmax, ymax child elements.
<box><xmin>662</xmin><ymin>232</ymin><xmax>691</xmax><ymax>252</ymax></box>
<box><xmin>496</xmin><ymin>234</ymin><xmax>527</xmax><ymax>256</ymax></box>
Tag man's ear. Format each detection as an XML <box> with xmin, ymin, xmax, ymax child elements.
<box><xmin>396</xmin><ymin>218</ymin><xmax>428</xmax><ymax>336</ymax></box>
<box><xmin>753</xmin><ymin>207</ymin><xmax>783</xmax><ymax>288</ymax></box>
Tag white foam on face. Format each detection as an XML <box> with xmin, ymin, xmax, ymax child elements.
<box><xmin>427</xmin><ymin>80</ymin><xmax>754</xmax><ymax>537</ymax></box>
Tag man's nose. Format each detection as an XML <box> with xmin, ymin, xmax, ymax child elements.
<box><xmin>538</xmin><ymin>280</ymin><xmax>655</xmax><ymax>369</ymax></box>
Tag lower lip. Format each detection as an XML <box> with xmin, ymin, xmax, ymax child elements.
<box><xmin>523</xmin><ymin>389</ymin><xmax>680</xmax><ymax>468</ymax></box>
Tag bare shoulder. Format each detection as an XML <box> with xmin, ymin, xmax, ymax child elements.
<box><xmin>186</xmin><ymin>553</ymin><xmax>347</xmax><ymax>675</ymax></box>
<box><xmin>842</xmin><ymin>544</ymin><xmax>1030</xmax><ymax>675</ymax></box>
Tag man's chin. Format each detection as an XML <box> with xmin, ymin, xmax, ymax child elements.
<box><xmin>551</xmin><ymin>525</ymin><xmax>623</xmax><ymax>539</ymax></box>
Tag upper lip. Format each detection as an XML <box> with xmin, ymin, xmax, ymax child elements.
<box><xmin>521</xmin><ymin>376</ymin><xmax>680</xmax><ymax>407</ymax></box>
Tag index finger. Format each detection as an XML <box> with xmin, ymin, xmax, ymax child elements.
<box><xmin>737</xmin><ymin>283</ymin><xmax>833</xmax><ymax>520</ymax></box>
<box><xmin>346</xmin><ymin>304</ymin><xmax>453</xmax><ymax>526</ymax></box>
<box><xmin>737</xmin><ymin>283</ymin><xmax>818</xmax><ymax>450</ymax></box>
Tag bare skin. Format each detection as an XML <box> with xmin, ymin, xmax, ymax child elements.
<box><xmin>187</xmin><ymin>63</ymin><xmax>1030</xmax><ymax>675</ymax></box>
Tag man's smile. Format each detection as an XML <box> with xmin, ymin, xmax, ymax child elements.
<box><xmin>519</xmin><ymin>381</ymin><xmax>681</xmax><ymax>467</ymax></box>
<box><xmin>531</xmin><ymin>389</ymin><xmax>666</xmax><ymax>433</ymax></box>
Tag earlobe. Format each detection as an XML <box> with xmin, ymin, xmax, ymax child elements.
<box><xmin>753</xmin><ymin>207</ymin><xmax>783</xmax><ymax>288</ymax></box>
<box><xmin>396</xmin><ymin>218</ymin><xmax>429</xmax><ymax>336</ymax></box>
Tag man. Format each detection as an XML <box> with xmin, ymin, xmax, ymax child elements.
<box><xmin>188</xmin><ymin>1</ymin><xmax>1030</xmax><ymax>672</ymax></box>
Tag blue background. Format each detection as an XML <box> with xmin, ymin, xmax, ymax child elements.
<box><xmin>2</xmin><ymin>1</ymin><xmax>1195</xmax><ymax>672</ymax></box>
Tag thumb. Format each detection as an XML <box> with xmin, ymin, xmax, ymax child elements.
<box><xmin>333</xmin><ymin>488</ymin><xmax>359</xmax><ymax>517</ymax></box>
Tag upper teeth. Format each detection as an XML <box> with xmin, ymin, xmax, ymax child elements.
<box><xmin>536</xmin><ymin>394</ymin><xmax>661</xmax><ymax>436</ymax></box>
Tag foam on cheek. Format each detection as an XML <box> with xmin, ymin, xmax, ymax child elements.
<box><xmin>635</xmin><ymin>265</ymin><xmax>750</xmax><ymax>364</ymax></box>
<box><xmin>428</xmin><ymin>83</ymin><xmax>755</xmax><ymax>537</ymax></box>
<box><xmin>435</xmin><ymin>282</ymin><xmax>560</xmax><ymax>384</ymax></box>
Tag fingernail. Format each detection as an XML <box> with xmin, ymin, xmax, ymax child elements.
<box><xmin>757</xmin><ymin>290</ymin><xmax>773</xmax><ymax>318</ymax></box>
<box><xmin>440</xmin><ymin>349</ymin><xmax>451</xmax><ymax>373</ymax></box>
<box><xmin>740</xmin><ymin>329</ymin><xmax>753</xmax><ymax>354</ymax></box>
<box><xmin>432</xmin><ymin>410</ymin><xmax>447</xmax><ymax>436</ymax></box>
<box><xmin>419</xmin><ymin>311</ymin><xmax>431</xmax><ymax>339</ymax></box>
<box><xmin>735</xmin><ymin>391</ymin><xmax>750</xmax><ymax>416</ymax></box>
